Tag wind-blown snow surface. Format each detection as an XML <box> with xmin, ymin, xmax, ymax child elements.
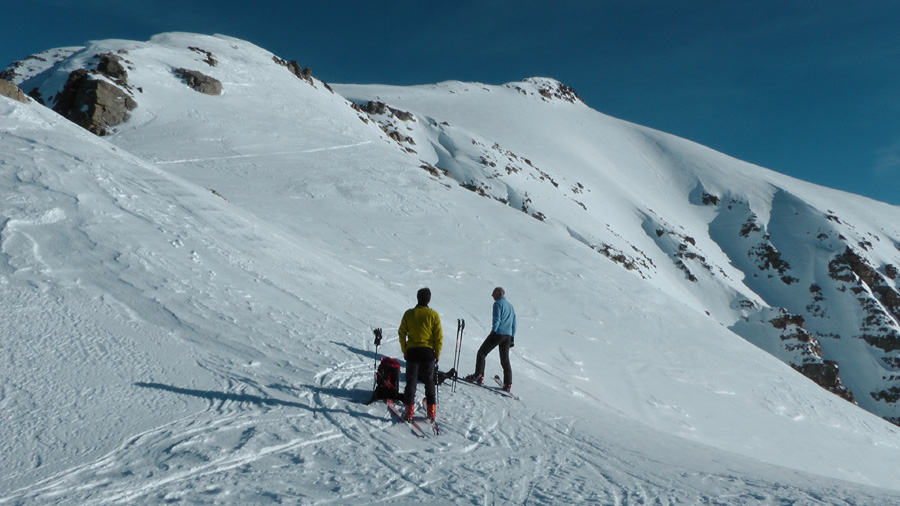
<box><xmin>3</xmin><ymin>33</ymin><xmax>900</xmax><ymax>504</ymax></box>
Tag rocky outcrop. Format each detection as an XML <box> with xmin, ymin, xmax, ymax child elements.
<box><xmin>52</xmin><ymin>69</ymin><xmax>137</xmax><ymax>136</ymax></box>
<box><xmin>733</xmin><ymin>307</ymin><xmax>855</xmax><ymax>403</ymax></box>
<box><xmin>826</xmin><ymin>246</ymin><xmax>900</xmax><ymax>414</ymax></box>
<box><xmin>189</xmin><ymin>46</ymin><xmax>218</xmax><ymax>67</ymax></box>
<box><xmin>351</xmin><ymin>100</ymin><xmax>418</xmax><ymax>153</ymax></box>
<box><xmin>355</xmin><ymin>101</ymin><xmax>415</xmax><ymax>121</ymax></box>
<box><xmin>831</xmin><ymin>248</ymin><xmax>900</xmax><ymax>324</ymax></box>
<box><xmin>796</xmin><ymin>360</ymin><xmax>854</xmax><ymax>402</ymax></box>
<box><xmin>174</xmin><ymin>68</ymin><xmax>222</xmax><ymax>95</ymax></box>
<box><xmin>271</xmin><ymin>57</ymin><xmax>334</xmax><ymax>93</ymax></box>
<box><xmin>21</xmin><ymin>51</ymin><xmax>140</xmax><ymax>135</ymax></box>
<box><xmin>286</xmin><ymin>61</ymin><xmax>313</xmax><ymax>85</ymax></box>
<box><xmin>507</xmin><ymin>78</ymin><xmax>585</xmax><ymax>104</ymax></box>
<box><xmin>650</xmin><ymin>225</ymin><xmax>714</xmax><ymax>282</ymax></box>
<box><xmin>0</xmin><ymin>65</ymin><xmax>21</xmax><ymax>82</ymax></box>
<box><xmin>768</xmin><ymin>312</ymin><xmax>856</xmax><ymax>402</ymax></box>
<box><xmin>96</xmin><ymin>52</ymin><xmax>128</xmax><ymax>84</ymax></box>
<box><xmin>533</xmin><ymin>79</ymin><xmax>583</xmax><ymax>104</ymax></box>
<box><xmin>0</xmin><ymin>80</ymin><xmax>30</xmax><ymax>103</ymax></box>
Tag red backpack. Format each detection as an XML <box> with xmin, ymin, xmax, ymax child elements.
<box><xmin>367</xmin><ymin>357</ymin><xmax>402</xmax><ymax>403</ymax></box>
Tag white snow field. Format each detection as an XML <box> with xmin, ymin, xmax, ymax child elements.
<box><xmin>3</xmin><ymin>33</ymin><xmax>900</xmax><ymax>505</ymax></box>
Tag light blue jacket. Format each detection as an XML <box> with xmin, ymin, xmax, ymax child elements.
<box><xmin>492</xmin><ymin>296</ymin><xmax>517</xmax><ymax>337</ymax></box>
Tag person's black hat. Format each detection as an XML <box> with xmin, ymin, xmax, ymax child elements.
<box><xmin>417</xmin><ymin>288</ymin><xmax>431</xmax><ymax>306</ymax></box>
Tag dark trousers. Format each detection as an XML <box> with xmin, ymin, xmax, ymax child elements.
<box><xmin>474</xmin><ymin>333</ymin><xmax>512</xmax><ymax>386</ymax></box>
<box><xmin>404</xmin><ymin>347</ymin><xmax>436</xmax><ymax>406</ymax></box>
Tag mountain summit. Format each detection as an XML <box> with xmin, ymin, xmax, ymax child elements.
<box><xmin>4</xmin><ymin>32</ymin><xmax>900</xmax><ymax>504</ymax></box>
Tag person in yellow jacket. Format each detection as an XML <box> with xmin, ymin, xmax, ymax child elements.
<box><xmin>398</xmin><ymin>287</ymin><xmax>443</xmax><ymax>421</ymax></box>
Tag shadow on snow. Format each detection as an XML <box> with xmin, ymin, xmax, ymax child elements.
<box><xmin>135</xmin><ymin>381</ymin><xmax>314</xmax><ymax>410</ymax></box>
<box><xmin>135</xmin><ymin>381</ymin><xmax>381</xmax><ymax>418</ymax></box>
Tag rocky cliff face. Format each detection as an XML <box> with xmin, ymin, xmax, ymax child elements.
<box><xmin>703</xmin><ymin>191</ymin><xmax>900</xmax><ymax>423</ymax></box>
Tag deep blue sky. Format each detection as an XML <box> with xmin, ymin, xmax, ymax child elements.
<box><xmin>4</xmin><ymin>1</ymin><xmax>899</xmax><ymax>206</ymax></box>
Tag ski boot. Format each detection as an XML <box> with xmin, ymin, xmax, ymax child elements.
<box><xmin>464</xmin><ymin>373</ymin><xmax>483</xmax><ymax>385</ymax></box>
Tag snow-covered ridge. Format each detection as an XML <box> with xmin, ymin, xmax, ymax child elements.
<box><xmin>4</xmin><ymin>32</ymin><xmax>900</xmax><ymax>504</ymax></box>
<box><xmin>1</xmin><ymin>46</ymin><xmax>82</xmax><ymax>84</ymax></box>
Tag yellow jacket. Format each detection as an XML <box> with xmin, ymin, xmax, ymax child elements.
<box><xmin>398</xmin><ymin>305</ymin><xmax>443</xmax><ymax>359</ymax></box>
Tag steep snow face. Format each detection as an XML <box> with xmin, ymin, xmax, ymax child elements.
<box><xmin>4</xmin><ymin>33</ymin><xmax>900</xmax><ymax>504</ymax></box>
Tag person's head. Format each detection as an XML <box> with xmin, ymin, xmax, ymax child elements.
<box><xmin>492</xmin><ymin>287</ymin><xmax>505</xmax><ymax>301</ymax></box>
<box><xmin>417</xmin><ymin>287</ymin><xmax>432</xmax><ymax>306</ymax></box>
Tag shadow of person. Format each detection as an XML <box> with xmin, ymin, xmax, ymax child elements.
<box><xmin>135</xmin><ymin>382</ymin><xmax>384</xmax><ymax>420</ymax></box>
<box><xmin>135</xmin><ymin>382</ymin><xmax>313</xmax><ymax>411</ymax></box>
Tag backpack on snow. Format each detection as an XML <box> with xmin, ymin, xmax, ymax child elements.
<box><xmin>366</xmin><ymin>357</ymin><xmax>402</xmax><ymax>404</ymax></box>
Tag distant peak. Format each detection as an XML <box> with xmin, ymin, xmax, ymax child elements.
<box><xmin>505</xmin><ymin>77</ymin><xmax>584</xmax><ymax>104</ymax></box>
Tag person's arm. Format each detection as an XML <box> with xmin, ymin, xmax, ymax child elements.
<box><xmin>491</xmin><ymin>300</ymin><xmax>501</xmax><ymax>334</ymax></box>
<box><xmin>398</xmin><ymin>312</ymin><xmax>408</xmax><ymax>356</ymax></box>
<box><xmin>432</xmin><ymin>314</ymin><xmax>443</xmax><ymax>360</ymax></box>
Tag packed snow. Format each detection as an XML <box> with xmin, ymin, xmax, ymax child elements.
<box><xmin>3</xmin><ymin>33</ymin><xmax>900</xmax><ymax>505</ymax></box>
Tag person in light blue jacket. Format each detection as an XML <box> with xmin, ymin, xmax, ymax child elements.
<box><xmin>464</xmin><ymin>287</ymin><xmax>517</xmax><ymax>392</ymax></box>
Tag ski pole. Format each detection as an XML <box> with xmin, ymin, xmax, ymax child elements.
<box><xmin>452</xmin><ymin>320</ymin><xmax>459</xmax><ymax>392</ymax></box>
<box><xmin>459</xmin><ymin>320</ymin><xmax>465</xmax><ymax>372</ymax></box>
<box><xmin>457</xmin><ymin>319</ymin><xmax>464</xmax><ymax>391</ymax></box>
<box><xmin>372</xmin><ymin>328</ymin><xmax>383</xmax><ymax>391</ymax></box>
<box><xmin>453</xmin><ymin>319</ymin><xmax>464</xmax><ymax>392</ymax></box>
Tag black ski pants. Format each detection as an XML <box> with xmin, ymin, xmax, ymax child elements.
<box><xmin>404</xmin><ymin>347</ymin><xmax>437</xmax><ymax>406</ymax></box>
<box><xmin>474</xmin><ymin>332</ymin><xmax>512</xmax><ymax>386</ymax></box>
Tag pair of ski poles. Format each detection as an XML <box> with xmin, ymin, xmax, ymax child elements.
<box><xmin>427</xmin><ymin>318</ymin><xmax>465</xmax><ymax>402</ymax></box>
<box><xmin>452</xmin><ymin>319</ymin><xmax>465</xmax><ymax>392</ymax></box>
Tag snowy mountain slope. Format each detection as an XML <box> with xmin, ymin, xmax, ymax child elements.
<box><xmin>333</xmin><ymin>79</ymin><xmax>900</xmax><ymax>422</ymax></box>
<box><xmin>4</xmin><ymin>33</ymin><xmax>900</xmax><ymax>504</ymax></box>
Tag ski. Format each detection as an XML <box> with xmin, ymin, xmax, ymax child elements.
<box><xmin>493</xmin><ymin>375</ymin><xmax>519</xmax><ymax>399</ymax></box>
<box><xmin>386</xmin><ymin>399</ymin><xmax>426</xmax><ymax>438</ymax></box>
<box><xmin>457</xmin><ymin>375</ymin><xmax>517</xmax><ymax>399</ymax></box>
<box><xmin>420</xmin><ymin>398</ymin><xmax>440</xmax><ymax>436</ymax></box>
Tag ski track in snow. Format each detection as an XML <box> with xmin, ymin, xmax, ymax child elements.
<box><xmin>2</xmin><ymin>287</ymin><xmax>882</xmax><ymax>506</ymax></box>
<box><xmin>151</xmin><ymin>140</ymin><xmax>374</xmax><ymax>165</ymax></box>
<box><xmin>4</xmin><ymin>325</ymin><xmax>897</xmax><ymax>506</ymax></box>
<box><xmin>4</xmin><ymin>372</ymin><xmax>896</xmax><ymax>505</ymax></box>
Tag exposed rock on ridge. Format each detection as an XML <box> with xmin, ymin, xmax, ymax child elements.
<box><xmin>0</xmin><ymin>80</ymin><xmax>30</xmax><ymax>103</ymax></box>
<box><xmin>52</xmin><ymin>53</ymin><xmax>138</xmax><ymax>136</ymax></box>
<box><xmin>507</xmin><ymin>77</ymin><xmax>585</xmax><ymax>104</ymax></box>
<box><xmin>272</xmin><ymin>56</ymin><xmax>334</xmax><ymax>93</ymax></box>
<box><xmin>174</xmin><ymin>68</ymin><xmax>223</xmax><ymax>95</ymax></box>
